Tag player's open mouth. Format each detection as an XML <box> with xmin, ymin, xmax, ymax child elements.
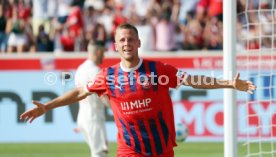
<box><xmin>123</xmin><ymin>50</ymin><xmax>132</xmax><ymax>53</ymax></box>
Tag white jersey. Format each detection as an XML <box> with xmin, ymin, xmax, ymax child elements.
<box><xmin>75</xmin><ymin>59</ymin><xmax>108</xmax><ymax>157</ymax></box>
<box><xmin>75</xmin><ymin>59</ymin><xmax>106</xmax><ymax>122</ymax></box>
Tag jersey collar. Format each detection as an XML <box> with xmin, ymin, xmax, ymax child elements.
<box><xmin>120</xmin><ymin>58</ymin><xmax>143</xmax><ymax>72</ymax></box>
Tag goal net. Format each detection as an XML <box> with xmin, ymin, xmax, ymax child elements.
<box><xmin>237</xmin><ymin>0</ymin><xmax>276</xmax><ymax>156</ymax></box>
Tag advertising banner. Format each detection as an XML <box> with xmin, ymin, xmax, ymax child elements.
<box><xmin>0</xmin><ymin>54</ymin><xmax>275</xmax><ymax>142</ymax></box>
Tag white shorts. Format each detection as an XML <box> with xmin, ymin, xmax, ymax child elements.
<box><xmin>78</xmin><ymin>120</ymin><xmax>108</xmax><ymax>157</ymax></box>
<box><xmin>7</xmin><ymin>33</ymin><xmax>28</xmax><ymax>46</ymax></box>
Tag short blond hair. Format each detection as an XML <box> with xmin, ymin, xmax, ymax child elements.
<box><xmin>115</xmin><ymin>23</ymin><xmax>139</xmax><ymax>37</ymax></box>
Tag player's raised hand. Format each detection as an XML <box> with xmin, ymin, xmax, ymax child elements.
<box><xmin>232</xmin><ymin>73</ymin><xmax>257</xmax><ymax>94</ymax></box>
<box><xmin>20</xmin><ymin>100</ymin><xmax>47</xmax><ymax>123</ymax></box>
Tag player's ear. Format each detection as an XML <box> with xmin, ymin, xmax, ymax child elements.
<box><xmin>138</xmin><ymin>39</ymin><xmax>141</xmax><ymax>48</ymax></box>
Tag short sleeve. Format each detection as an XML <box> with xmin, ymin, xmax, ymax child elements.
<box><xmin>160</xmin><ymin>62</ymin><xmax>186</xmax><ymax>88</ymax></box>
<box><xmin>85</xmin><ymin>69</ymin><xmax>108</xmax><ymax>97</ymax></box>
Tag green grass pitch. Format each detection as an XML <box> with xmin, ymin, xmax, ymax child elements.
<box><xmin>0</xmin><ymin>142</ymin><xmax>274</xmax><ymax>157</ymax></box>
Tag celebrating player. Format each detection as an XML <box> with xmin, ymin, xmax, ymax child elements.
<box><xmin>20</xmin><ymin>23</ymin><xmax>256</xmax><ymax>157</ymax></box>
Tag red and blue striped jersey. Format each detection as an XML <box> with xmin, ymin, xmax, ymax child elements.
<box><xmin>86</xmin><ymin>59</ymin><xmax>184</xmax><ymax>157</ymax></box>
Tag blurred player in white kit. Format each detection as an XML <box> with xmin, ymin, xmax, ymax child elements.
<box><xmin>74</xmin><ymin>40</ymin><xmax>108</xmax><ymax>157</ymax></box>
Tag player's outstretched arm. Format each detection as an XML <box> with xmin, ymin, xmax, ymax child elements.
<box><xmin>20</xmin><ymin>87</ymin><xmax>91</xmax><ymax>123</ymax></box>
<box><xmin>182</xmin><ymin>73</ymin><xmax>256</xmax><ymax>94</ymax></box>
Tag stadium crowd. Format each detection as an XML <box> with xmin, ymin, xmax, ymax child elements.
<box><xmin>0</xmin><ymin>0</ymin><xmax>273</xmax><ymax>53</ymax></box>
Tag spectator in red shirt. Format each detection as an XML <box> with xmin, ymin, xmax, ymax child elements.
<box><xmin>197</xmin><ymin>0</ymin><xmax>223</xmax><ymax>21</ymax></box>
<box><xmin>65</xmin><ymin>3</ymin><xmax>84</xmax><ymax>38</ymax></box>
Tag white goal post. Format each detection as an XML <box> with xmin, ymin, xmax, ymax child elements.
<box><xmin>223</xmin><ymin>0</ymin><xmax>238</xmax><ymax>157</ymax></box>
<box><xmin>225</xmin><ymin>0</ymin><xmax>276</xmax><ymax>157</ymax></box>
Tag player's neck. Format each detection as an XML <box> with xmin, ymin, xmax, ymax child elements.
<box><xmin>88</xmin><ymin>56</ymin><xmax>100</xmax><ymax>66</ymax></box>
<box><xmin>122</xmin><ymin>58</ymin><xmax>140</xmax><ymax>68</ymax></box>
<box><xmin>94</xmin><ymin>59</ymin><xmax>101</xmax><ymax>66</ymax></box>
<box><xmin>120</xmin><ymin>58</ymin><xmax>142</xmax><ymax>71</ymax></box>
